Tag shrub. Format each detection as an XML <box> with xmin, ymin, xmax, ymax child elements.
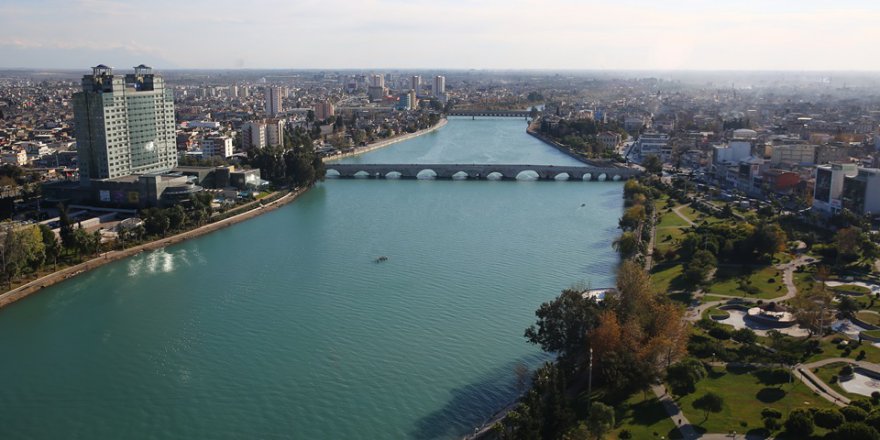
<box><xmin>763</xmin><ymin>417</ymin><xmax>780</xmax><ymax>431</ymax></box>
<box><xmin>833</xmin><ymin>422</ymin><xmax>880</xmax><ymax>440</ymax></box>
<box><xmin>813</xmin><ymin>408</ymin><xmax>845</xmax><ymax>429</ymax></box>
<box><xmin>841</xmin><ymin>405</ymin><xmax>869</xmax><ymax>422</ymax></box>
<box><xmin>842</xmin><ymin>365</ymin><xmax>855</xmax><ymax>376</ymax></box>
<box><xmin>784</xmin><ymin>408</ymin><xmax>814</xmax><ymax>436</ymax></box>
<box><xmin>708</xmin><ymin>326</ymin><xmax>732</xmax><ymax>340</ymax></box>
<box><xmin>618</xmin><ymin>430</ymin><xmax>632</xmax><ymax>439</ymax></box>
<box><xmin>872</xmin><ymin>391</ymin><xmax>880</xmax><ymax>405</ymax></box>
<box><xmin>852</xmin><ymin>399</ymin><xmax>873</xmax><ymax>412</ymax></box>
<box><xmin>762</xmin><ymin>408</ymin><xmax>783</xmax><ymax>419</ymax></box>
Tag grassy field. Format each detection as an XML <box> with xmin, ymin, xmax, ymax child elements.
<box><xmin>802</xmin><ymin>335</ymin><xmax>880</xmax><ymax>364</ymax></box>
<box><xmin>655</xmin><ymin>227</ymin><xmax>686</xmax><ymax>255</ymax></box>
<box><xmin>830</xmin><ymin>284</ymin><xmax>871</xmax><ymax>295</ymax></box>
<box><xmin>705</xmin><ymin>265</ymin><xmax>787</xmax><ymax>300</ymax></box>
<box><xmin>657</xmin><ymin>208</ymin><xmax>693</xmax><ymax>229</ymax></box>
<box><xmin>676</xmin><ymin>365</ymin><xmax>834</xmax><ymax>436</ymax></box>
<box><xmin>651</xmin><ymin>263</ymin><xmax>686</xmax><ymax>294</ymax></box>
<box><xmin>857</xmin><ymin>310</ymin><xmax>880</xmax><ymax>326</ymax></box>
<box><xmin>610</xmin><ymin>392</ymin><xmax>682</xmax><ymax>440</ymax></box>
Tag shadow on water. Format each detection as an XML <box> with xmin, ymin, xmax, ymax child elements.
<box><xmin>409</xmin><ymin>352</ymin><xmax>550</xmax><ymax>439</ymax></box>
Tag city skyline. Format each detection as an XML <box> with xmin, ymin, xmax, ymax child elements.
<box><xmin>2</xmin><ymin>0</ymin><xmax>880</xmax><ymax>71</ymax></box>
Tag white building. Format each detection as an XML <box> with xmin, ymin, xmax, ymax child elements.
<box><xmin>813</xmin><ymin>163</ymin><xmax>859</xmax><ymax>214</ymax></box>
<box><xmin>265</xmin><ymin>86</ymin><xmax>283</xmax><ymax>116</ymax></box>
<box><xmin>370</xmin><ymin>74</ymin><xmax>384</xmax><ymax>88</ymax></box>
<box><xmin>843</xmin><ymin>168</ymin><xmax>880</xmax><ymax>215</ymax></box>
<box><xmin>713</xmin><ymin>141</ymin><xmax>751</xmax><ymax>165</ymax></box>
<box><xmin>242</xmin><ymin>121</ymin><xmax>267</xmax><ymax>150</ymax></box>
<box><xmin>433</xmin><ymin>75</ymin><xmax>445</xmax><ymax>98</ymax></box>
<box><xmin>201</xmin><ymin>135</ymin><xmax>234</xmax><ymax>158</ymax></box>
<box><xmin>635</xmin><ymin>132</ymin><xmax>670</xmax><ymax>161</ymax></box>
<box><xmin>2</xmin><ymin>149</ymin><xmax>28</xmax><ymax>166</ymax></box>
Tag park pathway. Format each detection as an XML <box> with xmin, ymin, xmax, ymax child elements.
<box><xmin>673</xmin><ymin>204</ymin><xmax>697</xmax><ymax>227</ymax></box>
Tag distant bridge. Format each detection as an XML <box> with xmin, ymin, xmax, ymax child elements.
<box><xmin>325</xmin><ymin>164</ymin><xmax>640</xmax><ymax>181</ymax></box>
<box><xmin>448</xmin><ymin>110</ymin><xmax>530</xmax><ymax>118</ymax></box>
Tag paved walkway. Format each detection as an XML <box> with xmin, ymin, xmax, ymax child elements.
<box><xmin>673</xmin><ymin>204</ymin><xmax>697</xmax><ymax>227</ymax></box>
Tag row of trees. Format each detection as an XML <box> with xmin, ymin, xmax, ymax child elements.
<box><xmin>538</xmin><ymin>118</ymin><xmax>628</xmax><ymax>158</ymax></box>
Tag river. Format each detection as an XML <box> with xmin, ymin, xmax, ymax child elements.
<box><xmin>0</xmin><ymin>117</ymin><xmax>623</xmax><ymax>439</ymax></box>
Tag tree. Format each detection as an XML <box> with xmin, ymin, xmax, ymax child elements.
<box><xmin>39</xmin><ymin>224</ymin><xmax>60</xmax><ymax>270</ymax></box>
<box><xmin>615</xmin><ymin>260</ymin><xmax>654</xmax><ymax>325</ymax></box>
<box><xmin>167</xmin><ymin>205</ymin><xmax>188</xmax><ymax>231</ymax></box>
<box><xmin>836</xmin><ymin>227</ymin><xmax>862</xmax><ymax>263</ymax></box>
<box><xmin>524</xmin><ymin>289</ymin><xmax>600</xmax><ymax>362</ymax></box>
<box><xmin>684</xmin><ymin>249</ymin><xmax>716</xmax><ymax>285</ymax></box>
<box><xmin>619</xmin><ymin>205</ymin><xmax>646</xmax><ymax>231</ymax></box>
<box><xmin>731</xmin><ymin>328</ymin><xmax>757</xmax><ymax>344</ymax></box>
<box><xmin>814</xmin><ymin>408</ymin><xmax>845</xmax><ymax>430</ymax></box>
<box><xmin>58</xmin><ymin>203</ymin><xmax>75</xmax><ymax>250</ymax></box>
<box><xmin>586</xmin><ymin>402</ymin><xmax>614</xmax><ymax>440</ymax></box>
<box><xmin>841</xmin><ymin>406</ymin><xmax>869</xmax><ymax>422</ymax></box>
<box><xmin>692</xmin><ymin>392</ymin><xmax>723</xmax><ymax>421</ymax></box>
<box><xmin>833</xmin><ymin>422</ymin><xmax>880</xmax><ymax>440</ymax></box>
<box><xmin>838</xmin><ymin>296</ymin><xmax>861</xmax><ymax>318</ymax></box>
<box><xmin>791</xmin><ymin>284</ymin><xmax>833</xmax><ymax>336</ymax></box>
<box><xmin>642</xmin><ymin>155</ymin><xmax>663</xmax><ymax>175</ymax></box>
<box><xmin>785</xmin><ymin>408</ymin><xmax>814</xmax><ymax>436</ymax></box>
<box><xmin>612</xmin><ymin>232</ymin><xmax>639</xmax><ymax>259</ymax></box>
<box><xmin>667</xmin><ymin>358</ymin><xmax>706</xmax><ymax>394</ymax></box>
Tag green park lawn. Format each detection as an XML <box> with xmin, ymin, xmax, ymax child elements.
<box><xmin>676</xmin><ymin>365</ymin><xmax>834</xmax><ymax>436</ymax></box>
<box><xmin>702</xmin><ymin>295</ymin><xmax>730</xmax><ymax>303</ymax></box>
<box><xmin>655</xmin><ymin>227</ymin><xmax>686</xmax><ymax>255</ymax></box>
<box><xmin>611</xmin><ymin>393</ymin><xmax>682</xmax><ymax>440</ymax></box>
<box><xmin>856</xmin><ymin>310</ymin><xmax>880</xmax><ymax>326</ymax></box>
<box><xmin>657</xmin><ymin>209</ymin><xmax>692</xmax><ymax>229</ymax></box>
<box><xmin>801</xmin><ymin>335</ymin><xmax>880</xmax><ymax>365</ymax></box>
<box><xmin>651</xmin><ymin>263</ymin><xmax>686</xmax><ymax>294</ymax></box>
<box><xmin>705</xmin><ymin>265</ymin><xmax>787</xmax><ymax>300</ymax></box>
<box><xmin>831</xmin><ymin>284</ymin><xmax>871</xmax><ymax>296</ymax></box>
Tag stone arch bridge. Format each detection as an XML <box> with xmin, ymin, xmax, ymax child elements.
<box><xmin>325</xmin><ymin>164</ymin><xmax>640</xmax><ymax>181</ymax></box>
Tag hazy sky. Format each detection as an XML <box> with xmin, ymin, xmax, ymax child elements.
<box><xmin>1</xmin><ymin>0</ymin><xmax>878</xmax><ymax>70</ymax></box>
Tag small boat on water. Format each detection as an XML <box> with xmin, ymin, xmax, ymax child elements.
<box><xmin>374</xmin><ymin>256</ymin><xmax>389</xmax><ymax>263</ymax></box>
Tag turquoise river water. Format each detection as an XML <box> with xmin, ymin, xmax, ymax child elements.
<box><xmin>0</xmin><ymin>117</ymin><xmax>623</xmax><ymax>439</ymax></box>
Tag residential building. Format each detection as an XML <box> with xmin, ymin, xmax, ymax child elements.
<box><xmin>2</xmin><ymin>148</ymin><xmax>28</xmax><ymax>166</ymax></box>
<box><xmin>770</xmin><ymin>144</ymin><xmax>815</xmax><ymax>166</ymax></box>
<box><xmin>242</xmin><ymin>121</ymin><xmax>267</xmax><ymax>150</ymax></box>
<box><xmin>813</xmin><ymin>163</ymin><xmax>859</xmax><ymax>214</ymax></box>
<box><xmin>73</xmin><ymin>64</ymin><xmax>177</xmax><ymax>183</ymax></box>
<box><xmin>432</xmin><ymin>75</ymin><xmax>445</xmax><ymax>98</ymax></box>
<box><xmin>265</xmin><ymin>86</ymin><xmax>283</xmax><ymax>116</ymax></box>
<box><xmin>370</xmin><ymin>74</ymin><xmax>384</xmax><ymax>88</ymax></box>
<box><xmin>201</xmin><ymin>135</ymin><xmax>233</xmax><ymax>158</ymax></box>
<box><xmin>314</xmin><ymin>100</ymin><xmax>335</xmax><ymax>121</ymax></box>
<box><xmin>762</xmin><ymin>169</ymin><xmax>801</xmax><ymax>194</ymax></box>
<box><xmin>266</xmin><ymin>119</ymin><xmax>285</xmax><ymax>147</ymax></box>
<box><xmin>368</xmin><ymin>86</ymin><xmax>386</xmax><ymax>101</ymax></box>
<box><xmin>411</xmin><ymin>75</ymin><xmax>422</xmax><ymax>94</ymax></box>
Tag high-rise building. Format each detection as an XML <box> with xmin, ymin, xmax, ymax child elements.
<box><xmin>201</xmin><ymin>135</ymin><xmax>234</xmax><ymax>158</ymax></box>
<box><xmin>266</xmin><ymin>119</ymin><xmax>285</xmax><ymax>147</ymax></box>
<box><xmin>411</xmin><ymin>75</ymin><xmax>422</xmax><ymax>93</ymax></box>
<box><xmin>242</xmin><ymin>121</ymin><xmax>267</xmax><ymax>150</ymax></box>
<box><xmin>370</xmin><ymin>74</ymin><xmax>384</xmax><ymax>88</ymax></box>
<box><xmin>73</xmin><ymin>64</ymin><xmax>177</xmax><ymax>183</ymax></box>
<box><xmin>314</xmin><ymin>100</ymin><xmax>335</xmax><ymax>121</ymax></box>
<box><xmin>265</xmin><ymin>86</ymin><xmax>283</xmax><ymax>116</ymax></box>
<box><xmin>432</xmin><ymin>75</ymin><xmax>445</xmax><ymax>97</ymax></box>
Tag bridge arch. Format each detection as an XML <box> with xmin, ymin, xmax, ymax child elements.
<box><xmin>326</xmin><ymin>169</ymin><xmax>341</xmax><ymax>178</ymax></box>
<box><xmin>417</xmin><ymin>169</ymin><xmax>437</xmax><ymax>180</ymax></box>
<box><xmin>486</xmin><ymin>172</ymin><xmax>504</xmax><ymax>181</ymax></box>
<box><xmin>612</xmin><ymin>175</ymin><xmax>621</xmax><ymax>181</ymax></box>
<box><xmin>354</xmin><ymin>170</ymin><xmax>371</xmax><ymax>179</ymax></box>
<box><xmin>582</xmin><ymin>173</ymin><xmax>592</xmax><ymax>181</ymax></box>
<box><xmin>516</xmin><ymin>170</ymin><xmax>539</xmax><ymax>181</ymax></box>
<box><xmin>554</xmin><ymin>173</ymin><xmax>570</xmax><ymax>181</ymax></box>
<box><xmin>597</xmin><ymin>173</ymin><xmax>607</xmax><ymax>181</ymax></box>
<box><xmin>385</xmin><ymin>171</ymin><xmax>402</xmax><ymax>179</ymax></box>
<box><xmin>452</xmin><ymin>171</ymin><xmax>469</xmax><ymax>180</ymax></box>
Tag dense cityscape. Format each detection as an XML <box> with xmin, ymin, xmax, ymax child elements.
<box><xmin>5</xmin><ymin>1</ymin><xmax>880</xmax><ymax>439</ymax></box>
